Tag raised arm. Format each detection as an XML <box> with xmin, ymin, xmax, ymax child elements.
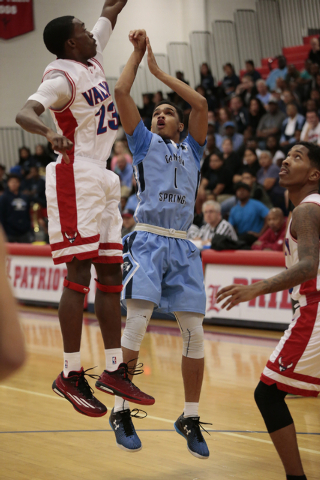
<box><xmin>216</xmin><ymin>202</ymin><xmax>320</xmax><ymax>310</ymax></box>
<box><xmin>16</xmin><ymin>101</ymin><xmax>73</xmax><ymax>164</ymax></box>
<box><xmin>101</xmin><ymin>0</ymin><xmax>128</xmax><ymax>29</ymax></box>
<box><xmin>114</xmin><ymin>30</ymin><xmax>145</xmax><ymax>135</ymax></box>
<box><xmin>146</xmin><ymin>37</ymin><xmax>208</xmax><ymax>145</ymax></box>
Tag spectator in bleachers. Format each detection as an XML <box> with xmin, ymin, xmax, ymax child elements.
<box><xmin>120</xmin><ymin>186</ymin><xmax>131</xmax><ymax>212</ymax></box>
<box><xmin>152</xmin><ymin>91</ymin><xmax>163</xmax><ymax>104</ymax></box>
<box><xmin>310</xmin><ymin>63</ymin><xmax>319</xmax><ymax>89</ymax></box>
<box><xmin>114</xmin><ymin>154</ymin><xmax>134</xmax><ymax>189</ymax></box>
<box><xmin>220</xmin><ymin>170</ymin><xmax>273</xmax><ymax>217</ymax></box>
<box><xmin>175</xmin><ymin>71</ymin><xmax>189</xmax><ymax>85</ymax></box>
<box><xmin>266</xmin><ymin>135</ymin><xmax>285</xmax><ymax>166</ymax></box>
<box><xmin>244</xmin><ymin>60</ymin><xmax>261</xmax><ymax>82</ymax></box>
<box><xmin>251</xmin><ymin>208</ymin><xmax>286</xmax><ymax>251</ymax></box>
<box><xmin>300</xmin><ymin>110</ymin><xmax>320</xmax><ymax>144</ymax></box>
<box><xmin>220</xmin><ymin>138</ymin><xmax>241</xmax><ymax>177</ymax></box>
<box><xmin>256</xmin><ymin>96</ymin><xmax>286</xmax><ymax>147</ymax></box>
<box><xmin>217</xmin><ymin>106</ymin><xmax>233</xmax><ymax>135</ymax></box>
<box><xmin>266</xmin><ymin>56</ymin><xmax>288</xmax><ymax>92</ymax></box>
<box><xmin>279</xmin><ymin>89</ymin><xmax>299</xmax><ymax>113</ymax></box>
<box><xmin>110</xmin><ymin>139</ymin><xmax>132</xmax><ymax>171</ymax></box>
<box><xmin>18</xmin><ymin>146</ymin><xmax>38</xmax><ymax>175</ymax></box>
<box><xmin>20</xmin><ymin>166</ymin><xmax>46</xmax><ymax>207</ymax></box>
<box><xmin>256</xmin><ymin>79</ymin><xmax>271</xmax><ymax>108</ymax></box>
<box><xmin>229</xmin><ymin>96</ymin><xmax>248</xmax><ymax>134</ymax></box>
<box><xmin>124</xmin><ymin>191</ymin><xmax>138</xmax><ymax>213</ymax></box>
<box><xmin>280</xmin><ymin>103</ymin><xmax>305</xmax><ymax>152</ymax></box>
<box><xmin>298</xmin><ymin>59</ymin><xmax>313</xmax><ymax>101</ymax></box>
<box><xmin>235</xmin><ymin>75</ymin><xmax>257</xmax><ymax>107</ymax></box>
<box><xmin>247</xmin><ymin>98</ymin><xmax>266</xmax><ymax>136</ymax></box>
<box><xmin>201</xmin><ymin>134</ymin><xmax>222</xmax><ymax>176</ymax></box>
<box><xmin>121</xmin><ymin>209</ymin><xmax>136</xmax><ymax>237</ymax></box>
<box><xmin>187</xmin><ymin>200</ymin><xmax>237</xmax><ymax>246</ymax></box>
<box><xmin>228</xmin><ymin>181</ymin><xmax>269</xmax><ymax>247</ymax></box>
<box><xmin>200</xmin><ymin>62</ymin><xmax>215</xmax><ymax>94</ymax></box>
<box><xmin>197</xmin><ymin>152</ymin><xmax>233</xmax><ymax>203</ymax></box>
<box><xmin>139</xmin><ymin>93</ymin><xmax>154</xmax><ymax>128</ymax></box>
<box><xmin>0</xmin><ymin>174</ymin><xmax>33</xmax><ymax>243</ymax></box>
<box><xmin>221</xmin><ymin>63</ymin><xmax>240</xmax><ymax>100</ymax></box>
<box><xmin>195</xmin><ymin>84</ymin><xmax>216</xmax><ymax>112</ymax></box>
<box><xmin>33</xmin><ymin>144</ymin><xmax>52</xmax><ymax>168</ymax></box>
<box><xmin>0</xmin><ymin>165</ymin><xmax>7</xmax><ymax>190</ymax></box>
<box><xmin>233</xmin><ymin>147</ymin><xmax>260</xmax><ymax>183</ymax></box>
<box><xmin>308</xmin><ymin>37</ymin><xmax>320</xmax><ymax>66</ymax></box>
<box><xmin>218</xmin><ymin>122</ymin><xmax>244</xmax><ymax>151</ymax></box>
<box><xmin>256</xmin><ymin>151</ymin><xmax>286</xmax><ymax>212</ymax></box>
<box><xmin>285</xmin><ymin>64</ymin><xmax>300</xmax><ymax>86</ymax></box>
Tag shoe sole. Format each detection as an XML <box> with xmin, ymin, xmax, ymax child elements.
<box><xmin>95</xmin><ymin>381</ymin><xmax>155</xmax><ymax>406</ymax></box>
<box><xmin>52</xmin><ymin>381</ymin><xmax>107</xmax><ymax>418</ymax></box>
<box><xmin>174</xmin><ymin>422</ymin><xmax>209</xmax><ymax>460</ymax></box>
<box><xmin>108</xmin><ymin>417</ymin><xmax>142</xmax><ymax>452</ymax></box>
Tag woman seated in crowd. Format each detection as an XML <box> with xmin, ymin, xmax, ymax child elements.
<box><xmin>247</xmin><ymin>98</ymin><xmax>266</xmax><ymax>137</ymax></box>
<box><xmin>265</xmin><ymin>134</ymin><xmax>285</xmax><ymax>166</ymax></box>
<box><xmin>233</xmin><ymin>147</ymin><xmax>260</xmax><ymax>183</ymax></box>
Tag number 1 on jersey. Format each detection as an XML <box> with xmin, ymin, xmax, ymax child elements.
<box><xmin>174</xmin><ymin>167</ymin><xmax>178</xmax><ymax>189</ymax></box>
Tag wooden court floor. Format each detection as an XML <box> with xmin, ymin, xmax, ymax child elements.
<box><xmin>1</xmin><ymin>306</ymin><xmax>319</xmax><ymax>480</ymax></box>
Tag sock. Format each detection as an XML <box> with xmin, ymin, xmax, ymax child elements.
<box><xmin>63</xmin><ymin>352</ymin><xmax>81</xmax><ymax>377</ymax></box>
<box><xmin>183</xmin><ymin>402</ymin><xmax>199</xmax><ymax>418</ymax></box>
<box><xmin>286</xmin><ymin>476</ymin><xmax>307</xmax><ymax>480</ymax></box>
<box><xmin>105</xmin><ymin>348</ymin><xmax>123</xmax><ymax>372</ymax></box>
<box><xmin>114</xmin><ymin>395</ymin><xmax>130</xmax><ymax>413</ymax></box>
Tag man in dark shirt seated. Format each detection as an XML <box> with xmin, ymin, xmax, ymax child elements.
<box><xmin>0</xmin><ymin>174</ymin><xmax>33</xmax><ymax>243</ymax></box>
<box><xmin>251</xmin><ymin>208</ymin><xmax>286</xmax><ymax>251</ymax></box>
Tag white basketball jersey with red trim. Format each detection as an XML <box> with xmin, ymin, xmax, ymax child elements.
<box><xmin>43</xmin><ymin>57</ymin><xmax>118</xmax><ymax>165</ymax></box>
<box><xmin>285</xmin><ymin>193</ymin><xmax>320</xmax><ymax>306</ymax></box>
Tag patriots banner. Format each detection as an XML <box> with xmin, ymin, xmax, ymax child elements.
<box><xmin>0</xmin><ymin>0</ymin><xmax>34</xmax><ymax>40</ymax></box>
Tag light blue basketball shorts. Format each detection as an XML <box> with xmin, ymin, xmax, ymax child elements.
<box><xmin>120</xmin><ymin>231</ymin><xmax>206</xmax><ymax>315</ymax></box>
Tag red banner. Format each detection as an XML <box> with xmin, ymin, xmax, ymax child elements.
<box><xmin>0</xmin><ymin>0</ymin><xmax>34</xmax><ymax>40</ymax></box>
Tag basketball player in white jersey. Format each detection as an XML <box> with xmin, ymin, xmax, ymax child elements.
<box><xmin>217</xmin><ymin>142</ymin><xmax>320</xmax><ymax>480</ymax></box>
<box><xmin>16</xmin><ymin>0</ymin><xmax>154</xmax><ymax>419</ymax></box>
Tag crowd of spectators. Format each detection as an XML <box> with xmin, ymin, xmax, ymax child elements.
<box><xmin>2</xmin><ymin>36</ymin><xmax>320</xmax><ymax>249</ymax></box>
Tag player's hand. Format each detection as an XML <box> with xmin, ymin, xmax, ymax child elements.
<box><xmin>129</xmin><ymin>29</ymin><xmax>146</xmax><ymax>53</ymax></box>
<box><xmin>46</xmin><ymin>130</ymin><xmax>73</xmax><ymax>164</ymax></box>
<box><xmin>146</xmin><ymin>36</ymin><xmax>160</xmax><ymax>77</ymax></box>
<box><xmin>216</xmin><ymin>283</ymin><xmax>262</xmax><ymax>311</ymax></box>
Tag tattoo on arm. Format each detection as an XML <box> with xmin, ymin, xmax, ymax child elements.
<box><xmin>259</xmin><ymin>203</ymin><xmax>320</xmax><ymax>294</ymax></box>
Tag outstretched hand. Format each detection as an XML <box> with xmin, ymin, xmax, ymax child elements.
<box><xmin>216</xmin><ymin>283</ymin><xmax>262</xmax><ymax>311</ymax></box>
<box><xmin>46</xmin><ymin>131</ymin><xmax>73</xmax><ymax>164</ymax></box>
<box><xmin>129</xmin><ymin>29</ymin><xmax>146</xmax><ymax>54</ymax></box>
<box><xmin>146</xmin><ymin>36</ymin><xmax>160</xmax><ymax>77</ymax></box>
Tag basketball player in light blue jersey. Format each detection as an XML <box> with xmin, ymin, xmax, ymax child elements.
<box><xmin>108</xmin><ymin>30</ymin><xmax>210</xmax><ymax>458</ymax></box>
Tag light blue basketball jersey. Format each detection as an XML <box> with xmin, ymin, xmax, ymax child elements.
<box><xmin>126</xmin><ymin>120</ymin><xmax>205</xmax><ymax>231</ymax></box>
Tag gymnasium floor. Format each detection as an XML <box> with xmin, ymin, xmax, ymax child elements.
<box><xmin>1</xmin><ymin>307</ymin><xmax>319</xmax><ymax>480</ymax></box>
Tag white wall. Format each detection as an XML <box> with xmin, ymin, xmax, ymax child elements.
<box><xmin>1</xmin><ymin>0</ymin><xmax>240</xmax><ymax>127</ymax></box>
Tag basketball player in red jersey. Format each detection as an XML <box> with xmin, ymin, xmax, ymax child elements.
<box><xmin>16</xmin><ymin>0</ymin><xmax>154</xmax><ymax>418</ymax></box>
<box><xmin>217</xmin><ymin>142</ymin><xmax>320</xmax><ymax>480</ymax></box>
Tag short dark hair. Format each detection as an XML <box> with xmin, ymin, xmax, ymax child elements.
<box><xmin>0</xmin><ymin>164</ymin><xmax>5</xmax><ymax>171</ymax></box>
<box><xmin>297</xmin><ymin>142</ymin><xmax>320</xmax><ymax>170</ymax></box>
<box><xmin>7</xmin><ymin>174</ymin><xmax>21</xmax><ymax>182</ymax></box>
<box><xmin>153</xmin><ymin>100</ymin><xmax>184</xmax><ymax>123</ymax></box>
<box><xmin>246</xmin><ymin>60</ymin><xmax>254</xmax><ymax>67</ymax></box>
<box><xmin>43</xmin><ymin>16</ymin><xmax>75</xmax><ymax>57</ymax></box>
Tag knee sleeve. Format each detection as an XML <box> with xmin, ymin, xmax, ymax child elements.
<box><xmin>95</xmin><ymin>279</ymin><xmax>123</xmax><ymax>293</ymax></box>
<box><xmin>174</xmin><ymin>311</ymin><xmax>204</xmax><ymax>359</ymax></box>
<box><xmin>254</xmin><ymin>381</ymin><xmax>293</xmax><ymax>433</ymax></box>
<box><xmin>63</xmin><ymin>278</ymin><xmax>90</xmax><ymax>294</ymax></box>
<box><xmin>121</xmin><ymin>300</ymin><xmax>154</xmax><ymax>351</ymax></box>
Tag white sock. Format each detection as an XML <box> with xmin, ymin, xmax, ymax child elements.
<box><xmin>105</xmin><ymin>348</ymin><xmax>123</xmax><ymax>372</ymax></box>
<box><xmin>114</xmin><ymin>396</ymin><xmax>130</xmax><ymax>412</ymax></box>
<box><xmin>63</xmin><ymin>352</ymin><xmax>81</xmax><ymax>377</ymax></box>
<box><xmin>184</xmin><ymin>402</ymin><xmax>199</xmax><ymax>418</ymax></box>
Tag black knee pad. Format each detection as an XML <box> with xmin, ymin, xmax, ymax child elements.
<box><xmin>254</xmin><ymin>381</ymin><xmax>293</xmax><ymax>434</ymax></box>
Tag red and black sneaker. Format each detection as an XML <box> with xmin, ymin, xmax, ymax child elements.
<box><xmin>95</xmin><ymin>362</ymin><xmax>155</xmax><ymax>406</ymax></box>
<box><xmin>52</xmin><ymin>367</ymin><xmax>107</xmax><ymax>417</ymax></box>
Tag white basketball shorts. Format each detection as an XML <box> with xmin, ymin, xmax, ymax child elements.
<box><xmin>46</xmin><ymin>159</ymin><xmax>123</xmax><ymax>265</ymax></box>
<box><xmin>261</xmin><ymin>299</ymin><xmax>320</xmax><ymax>397</ymax></box>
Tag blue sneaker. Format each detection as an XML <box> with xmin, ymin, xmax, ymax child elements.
<box><xmin>174</xmin><ymin>414</ymin><xmax>210</xmax><ymax>459</ymax></box>
<box><xmin>109</xmin><ymin>408</ymin><xmax>142</xmax><ymax>452</ymax></box>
